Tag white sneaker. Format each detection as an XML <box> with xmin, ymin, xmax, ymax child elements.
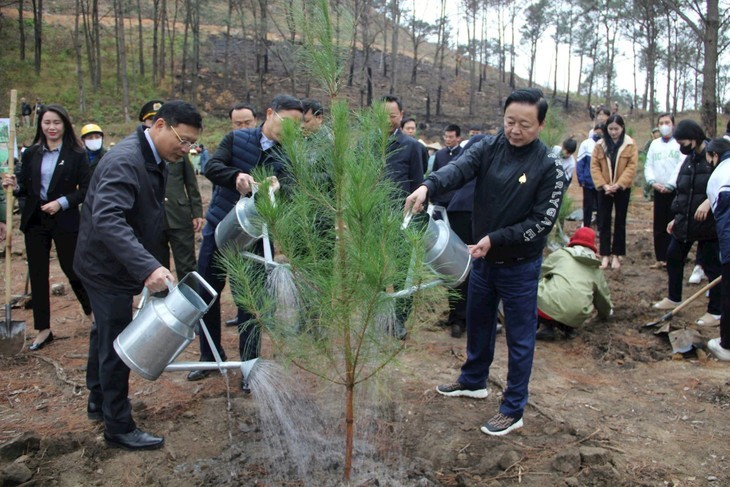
<box><xmin>688</xmin><ymin>265</ymin><xmax>706</xmax><ymax>284</ymax></box>
<box><xmin>707</xmin><ymin>338</ymin><xmax>730</xmax><ymax>361</ymax></box>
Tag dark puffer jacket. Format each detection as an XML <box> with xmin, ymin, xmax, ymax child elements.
<box><xmin>671</xmin><ymin>145</ymin><xmax>716</xmax><ymax>242</ymax></box>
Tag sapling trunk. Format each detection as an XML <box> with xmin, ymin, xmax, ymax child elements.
<box><xmin>220</xmin><ymin>1</ymin><xmax>433</xmax><ymax>481</ymax></box>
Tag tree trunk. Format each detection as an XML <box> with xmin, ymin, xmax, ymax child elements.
<box><xmin>662</xmin><ymin>0</ymin><xmax>720</xmax><ymax>135</ymax></box>
<box><xmin>389</xmin><ymin>0</ymin><xmax>399</xmax><ymax>94</ymax></box>
<box><xmin>564</xmin><ymin>12</ymin><xmax>573</xmax><ymax>110</ymax></box>
<box><xmin>159</xmin><ymin>0</ymin><xmax>167</xmax><ymax>82</ymax></box>
<box><xmin>664</xmin><ymin>12</ymin><xmax>672</xmax><ymax>112</ymax></box>
<box><xmin>114</xmin><ymin>0</ymin><xmax>131</xmax><ymax>122</ymax></box>
<box><xmin>74</xmin><ymin>0</ymin><xmax>85</xmax><ymax>113</ymax></box>
<box><xmin>93</xmin><ymin>0</ymin><xmax>101</xmax><ymax>87</ymax></box>
<box><xmin>18</xmin><ymin>0</ymin><xmax>25</xmax><ymax>61</ymax></box>
<box><xmin>256</xmin><ymin>0</ymin><xmax>268</xmax><ymax>106</ymax></box>
<box><xmin>191</xmin><ymin>0</ymin><xmax>200</xmax><ymax>104</ymax></box>
<box><xmin>153</xmin><ymin>0</ymin><xmax>160</xmax><ymax>85</ymax></box>
<box><xmin>700</xmin><ymin>1</ymin><xmax>719</xmax><ymax>136</ymax></box>
<box><xmin>435</xmin><ymin>0</ymin><xmax>445</xmax><ymax>115</ymax></box>
<box><xmin>137</xmin><ymin>0</ymin><xmax>145</xmax><ymax>77</ymax></box>
<box><xmin>552</xmin><ymin>25</ymin><xmax>559</xmax><ymax>99</ymax></box>
<box><xmin>181</xmin><ymin>1</ymin><xmax>190</xmax><ymax>94</ymax></box>
<box><xmin>224</xmin><ymin>0</ymin><xmax>232</xmax><ymax>90</ymax></box>
<box><xmin>234</xmin><ymin>0</ymin><xmax>249</xmax><ymax>98</ymax></box>
<box><xmin>31</xmin><ymin>0</ymin><xmax>42</xmax><ymax>75</ymax></box>
<box><xmin>344</xmin><ymin>380</ymin><xmax>354</xmax><ymax>480</ymax></box>
<box><xmin>509</xmin><ymin>5</ymin><xmax>516</xmax><ymax>89</ymax></box>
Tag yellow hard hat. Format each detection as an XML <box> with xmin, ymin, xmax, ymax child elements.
<box><xmin>80</xmin><ymin>123</ymin><xmax>103</xmax><ymax>138</ymax></box>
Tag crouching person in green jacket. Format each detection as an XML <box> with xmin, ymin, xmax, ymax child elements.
<box><xmin>536</xmin><ymin>227</ymin><xmax>613</xmax><ymax>340</ymax></box>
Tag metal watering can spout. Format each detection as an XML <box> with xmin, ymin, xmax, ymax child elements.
<box><xmin>240</xmin><ymin>358</ymin><xmax>260</xmax><ymax>383</ymax></box>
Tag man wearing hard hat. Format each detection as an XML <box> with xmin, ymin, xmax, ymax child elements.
<box><xmin>80</xmin><ymin>123</ymin><xmax>107</xmax><ymax>175</ymax></box>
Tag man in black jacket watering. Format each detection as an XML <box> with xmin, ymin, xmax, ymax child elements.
<box><xmin>188</xmin><ymin>94</ymin><xmax>303</xmax><ymax>392</ymax></box>
<box><xmin>404</xmin><ymin>88</ymin><xmax>564</xmax><ymax>436</ymax></box>
<box><xmin>75</xmin><ymin>100</ymin><xmax>203</xmax><ymax>450</ymax></box>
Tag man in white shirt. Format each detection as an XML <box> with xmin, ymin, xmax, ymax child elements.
<box><xmin>644</xmin><ymin>113</ymin><xmax>682</xmax><ymax>269</ymax></box>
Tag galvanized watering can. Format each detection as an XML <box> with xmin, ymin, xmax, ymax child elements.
<box><xmin>114</xmin><ymin>272</ymin><xmax>218</xmax><ymax>380</ymax></box>
<box><xmin>404</xmin><ymin>205</ymin><xmax>472</xmax><ymax>287</ymax></box>
<box><xmin>215</xmin><ymin>192</ymin><xmax>264</xmax><ymax>251</ymax></box>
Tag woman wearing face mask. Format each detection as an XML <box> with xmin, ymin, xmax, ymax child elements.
<box><xmin>590</xmin><ymin>114</ymin><xmax>638</xmax><ymax>270</ymax></box>
<box><xmin>0</xmin><ymin>104</ymin><xmax>92</xmax><ymax>351</ymax></box>
<box><xmin>703</xmin><ymin>137</ymin><xmax>730</xmax><ymax>360</ymax></box>
<box><xmin>653</xmin><ymin>120</ymin><xmax>721</xmax><ymax>326</ymax></box>
<box><xmin>80</xmin><ymin>124</ymin><xmax>106</xmax><ymax>175</ymax></box>
<box><xmin>644</xmin><ymin>113</ymin><xmax>683</xmax><ymax>269</ymax></box>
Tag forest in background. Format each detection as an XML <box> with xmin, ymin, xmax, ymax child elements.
<box><xmin>0</xmin><ymin>0</ymin><xmax>728</xmax><ymax>136</ymax></box>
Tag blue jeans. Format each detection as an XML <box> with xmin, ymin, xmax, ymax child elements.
<box><xmin>458</xmin><ymin>256</ymin><xmax>542</xmax><ymax>419</ymax></box>
<box><xmin>197</xmin><ymin>223</ymin><xmax>261</xmax><ymax>362</ymax></box>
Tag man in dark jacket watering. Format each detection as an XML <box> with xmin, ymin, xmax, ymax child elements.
<box><xmin>188</xmin><ymin>94</ymin><xmax>303</xmax><ymax>392</ymax></box>
<box><xmin>74</xmin><ymin>100</ymin><xmax>203</xmax><ymax>451</ymax></box>
<box><xmin>404</xmin><ymin>88</ymin><xmax>565</xmax><ymax>436</ymax></box>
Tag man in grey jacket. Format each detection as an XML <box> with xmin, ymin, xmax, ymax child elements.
<box><xmin>74</xmin><ymin>100</ymin><xmax>203</xmax><ymax>451</ymax></box>
<box><xmin>405</xmin><ymin>88</ymin><xmax>564</xmax><ymax>436</ymax></box>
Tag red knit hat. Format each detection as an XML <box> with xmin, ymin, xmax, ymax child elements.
<box><xmin>568</xmin><ymin>227</ymin><xmax>597</xmax><ymax>253</ymax></box>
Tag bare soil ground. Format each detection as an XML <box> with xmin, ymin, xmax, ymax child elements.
<box><xmin>2</xmin><ymin>177</ymin><xmax>729</xmax><ymax>487</ymax></box>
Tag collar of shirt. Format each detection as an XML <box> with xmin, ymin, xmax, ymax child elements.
<box><xmin>144</xmin><ymin>128</ymin><xmax>163</xmax><ymax>165</ymax></box>
<box><xmin>260</xmin><ymin>132</ymin><xmax>275</xmax><ymax>152</ymax></box>
<box><xmin>40</xmin><ymin>143</ymin><xmax>62</xmax><ymax>201</ymax></box>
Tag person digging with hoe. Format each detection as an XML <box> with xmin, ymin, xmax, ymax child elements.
<box><xmin>404</xmin><ymin>88</ymin><xmax>565</xmax><ymax>436</ymax></box>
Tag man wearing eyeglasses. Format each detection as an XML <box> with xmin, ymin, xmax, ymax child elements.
<box><xmin>74</xmin><ymin>100</ymin><xmax>203</xmax><ymax>451</ymax></box>
<box><xmin>140</xmin><ymin>100</ymin><xmax>205</xmax><ymax>281</ymax></box>
<box><xmin>188</xmin><ymin>94</ymin><xmax>304</xmax><ymax>393</ymax></box>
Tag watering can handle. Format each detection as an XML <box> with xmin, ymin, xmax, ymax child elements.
<box><xmin>401</xmin><ymin>211</ymin><xmax>413</xmax><ymax>230</ymax></box>
<box><xmin>428</xmin><ymin>204</ymin><xmax>450</xmax><ymax>227</ymax></box>
<box><xmin>178</xmin><ymin>271</ymin><xmax>219</xmax><ymax>311</ymax></box>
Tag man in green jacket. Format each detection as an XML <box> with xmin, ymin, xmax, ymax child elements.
<box><xmin>536</xmin><ymin>227</ymin><xmax>613</xmax><ymax>340</ymax></box>
<box><xmin>163</xmin><ymin>152</ymin><xmax>204</xmax><ymax>280</ymax></box>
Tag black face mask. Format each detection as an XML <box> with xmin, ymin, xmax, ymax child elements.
<box><xmin>679</xmin><ymin>143</ymin><xmax>694</xmax><ymax>155</ymax></box>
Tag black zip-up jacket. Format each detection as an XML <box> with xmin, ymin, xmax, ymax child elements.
<box><xmin>671</xmin><ymin>146</ymin><xmax>716</xmax><ymax>242</ymax></box>
<box><xmin>422</xmin><ymin>130</ymin><xmax>565</xmax><ymax>265</ymax></box>
<box><xmin>74</xmin><ymin>126</ymin><xmax>168</xmax><ymax>294</ymax></box>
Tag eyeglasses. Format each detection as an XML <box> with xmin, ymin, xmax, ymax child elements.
<box><xmin>169</xmin><ymin>124</ymin><xmax>199</xmax><ymax>151</ymax></box>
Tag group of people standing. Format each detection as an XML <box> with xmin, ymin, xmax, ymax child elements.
<box><xmin>3</xmin><ymin>88</ymin><xmax>729</xmax><ymax>452</ymax></box>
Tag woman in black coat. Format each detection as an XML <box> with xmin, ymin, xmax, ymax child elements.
<box><xmin>1</xmin><ymin>104</ymin><xmax>92</xmax><ymax>350</ymax></box>
<box><xmin>652</xmin><ymin>120</ymin><xmax>721</xmax><ymax>326</ymax></box>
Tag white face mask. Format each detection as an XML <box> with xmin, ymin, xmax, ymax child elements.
<box><xmin>85</xmin><ymin>138</ymin><xmax>103</xmax><ymax>152</ymax></box>
<box><xmin>659</xmin><ymin>124</ymin><xmax>672</xmax><ymax>137</ymax></box>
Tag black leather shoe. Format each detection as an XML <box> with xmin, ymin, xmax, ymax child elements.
<box><xmin>87</xmin><ymin>400</ymin><xmax>103</xmax><ymax>422</ymax></box>
<box><xmin>187</xmin><ymin>369</ymin><xmax>218</xmax><ymax>381</ymax></box>
<box><xmin>535</xmin><ymin>324</ymin><xmax>556</xmax><ymax>341</ymax></box>
<box><xmin>29</xmin><ymin>331</ymin><xmax>54</xmax><ymax>351</ymax></box>
<box><xmin>450</xmin><ymin>323</ymin><xmax>465</xmax><ymax>338</ymax></box>
<box><xmin>225</xmin><ymin>317</ymin><xmax>238</xmax><ymax>327</ymax></box>
<box><xmin>104</xmin><ymin>428</ymin><xmax>164</xmax><ymax>451</ymax></box>
<box><xmin>240</xmin><ymin>377</ymin><xmax>251</xmax><ymax>394</ymax></box>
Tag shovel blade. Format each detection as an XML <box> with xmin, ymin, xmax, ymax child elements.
<box><xmin>0</xmin><ymin>320</ymin><xmax>26</xmax><ymax>356</ymax></box>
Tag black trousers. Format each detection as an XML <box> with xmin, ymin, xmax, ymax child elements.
<box><xmin>582</xmin><ymin>187</ymin><xmax>598</xmax><ymax>228</ymax></box>
<box><xmin>721</xmin><ymin>262</ymin><xmax>730</xmax><ymax>349</ymax></box>
<box><xmin>652</xmin><ymin>190</ymin><xmax>675</xmax><ymax>262</ymax></box>
<box><xmin>597</xmin><ymin>188</ymin><xmax>631</xmax><ymax>256</ymax></box>
<box><xmin>85</xmin><ymin>285</ymin><xmax>136</xmax><ymax>435</ymax></box>
<box><xmin>24</xmin><ymin>213</ymin><xmax>91</xmax><ymax>331</ymax></box>
<box><xmin>197</xmin><ymin>224</ymin><xmax>262</xmax><ymax>362</ymax></box>
<box><xmin>666</xmin><ymin>237</ymin><xmax>721</xmax><ymax>315</ymax></box>
<box><xmin>446</xmin><ymin>211</ymin><xmax>474</xmax><ymax>328</ymax></box>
